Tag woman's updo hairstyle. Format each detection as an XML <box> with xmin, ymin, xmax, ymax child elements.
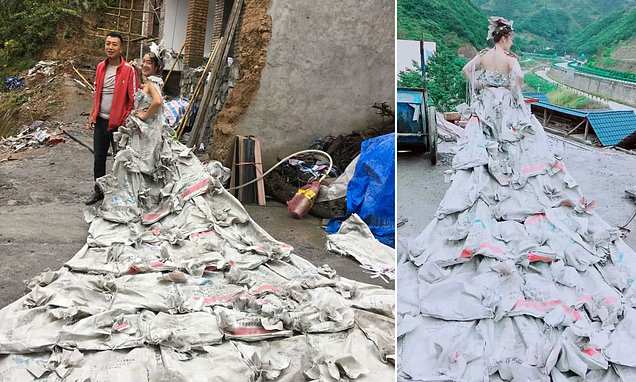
<box><xmin>492</xmin><ymin>23</ymin><xmax>513</xmax><ymax>43</ymax></box>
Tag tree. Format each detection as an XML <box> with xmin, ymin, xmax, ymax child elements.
<box><xmin>397</xmin><ymin>61</ymin><xmax>424</xmax><ymax>89</ymax></box>
<box><xmin>425</xmin><ymin>45</ymin><xmax>468</xmax><ymax>112</ymax></box>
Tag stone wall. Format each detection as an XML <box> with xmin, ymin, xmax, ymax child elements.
<box><xmin>548</xmin><ymin>66</ymin><xmax>636</xmax><ymax>107</ymax></box>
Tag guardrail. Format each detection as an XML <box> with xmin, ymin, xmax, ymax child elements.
<box><xmin>566</xmin><ymin>62</ymin><xmax>636</xmax><ymax>84</ymax></box>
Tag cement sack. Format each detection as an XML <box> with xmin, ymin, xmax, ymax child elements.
<box><xmin>326</xmin><ymin>214</ymin><xmax>395</xmax><ymax>281</ymax></box>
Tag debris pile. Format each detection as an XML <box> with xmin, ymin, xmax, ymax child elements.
<box><xmin>436</xmin><ymin>111</ymin><xmax>465</xmax><ymax>142</ymax></box>
<box><xmin>3</xmin><ymin>76</ymin><xmax>24</xmax><ymax>91</ymax></box>
<box><xmin>0</xmin><ymin>108</ymin><xmax>394</xmax><ymax>380</ymax></box>
<box><xmin>0</xmin><ymin>120</ymin><xmax>65</xmax><ymax>153</ymax></box>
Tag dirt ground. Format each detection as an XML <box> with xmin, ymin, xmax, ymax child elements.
<box><xmin>397</xmin><ymin>138</ymin><xmax>636</xmax><ymax>256</ymax></box>
<box><xmin>0</xmin><ymin>122</ymin><xmax>390</xmax><ymax>309</ymax></box>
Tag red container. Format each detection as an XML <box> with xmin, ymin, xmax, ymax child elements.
<box><xmin>287</xmin><ymin>181</ymin><xmax>321</xmax><ymax>219</ymax></box>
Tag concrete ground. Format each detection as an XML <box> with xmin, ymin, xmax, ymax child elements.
<box><xmin>0</xmin><ymin>128</ymin><xmax>390</xmax><ymax>308</ymax></box>
<box><xmin>397</xmin><ymin>138</ymin><xmax>636</xmax><ymax>256</ymax></box>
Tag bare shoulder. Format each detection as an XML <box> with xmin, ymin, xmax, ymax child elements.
<box><xmin>479</xmin><ymin>48</ymin><xmax>490</xmax><ymax>56</ymax></box>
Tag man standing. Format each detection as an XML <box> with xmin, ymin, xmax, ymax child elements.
<box><xmin>86</xmin><ymin>31</ymin><xmax>139</xmax><ymax>205</ymax></box>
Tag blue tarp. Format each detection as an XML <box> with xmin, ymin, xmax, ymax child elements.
<box><xmin>326</xmin><ymin>133</ymin><xmax>395</xmax><ymax>247</ymax></box>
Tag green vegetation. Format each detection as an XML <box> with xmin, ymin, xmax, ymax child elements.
<box><xmin>566</xmin><ymin>6</ymin><xmax>636</xmax><ymax>57</ymax></box>
<box><xmin>425</xmin><ymin>45</ymin><xmax>468</xmax><ymax>112</ymax></box>
<box><xmin>524</xmin><ymin>72</ymin><xmax>557</xmax><ymax>93</ymax></box>
<box><xmin>398</xmin><ymin>0</ymin><xmax>487</xmax><ymax>49</ymax></box>
<box><xmin>398</xmin><ymin>63</ymin><xmax>424</xmax><ymax>89</ymax></box>
<box><xmin>0</xmin><ymin>0</ymin><xmax>109</xmax><ymax>77</ymax></box>
<box><xmin>567</xmin><ymin>62</ymin><xmax>636</xmax><ymax>83</ymax></box>
<box><xmin>547</xmin><ymin>88</ymin><xmax>606</xmax><ymax>109</ymax></box>
<box><xmin>472</xmin><ymin>0</ymin><xmax>634</xmax><ymax>54</ymax></box>
<box><xmin>397</xmin><ymin>0</ymin><xmax>480</xmax><ymax>112</ymax></box>
<box><xmin>0</xmin><ymin>92</ymin><xmax>28</xmax><ymax>137</ymax></box>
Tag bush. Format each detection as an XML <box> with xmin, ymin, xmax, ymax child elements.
<box><xmin>425</xmin><ymin>45</ymin><xmax>467</xmax><ymax>112</ymax></box>
<box><xmin>398</xmin><ymin>62</ymin><xmax>424</xmax><ymax>89</ymax></box>
<box><xmin>0</xmin><ymin>0</ymin><xmax>109</xmax><ymax>76</ymax></box>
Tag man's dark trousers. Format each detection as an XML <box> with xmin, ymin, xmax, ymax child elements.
<box><xmin>93</xmin><ymin>117</ymin><xmax>117</xmax><ymax>180</ymax></box>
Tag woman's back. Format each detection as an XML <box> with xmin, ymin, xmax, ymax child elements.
<box><xmin>479</xmin><ymin>48</ymin><xmax>514</xmax><ymax>75</ymax></box>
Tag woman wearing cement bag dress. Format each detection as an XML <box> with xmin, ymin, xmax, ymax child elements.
<box><xmin>398</xmin><ymin>16</ymin><xmax>636</xmax><ymax>381</ymax></box>
<box><xmin>95</xmin><ymin>51</ymin><xmax>170</xmax><ymax>223</ymax></box>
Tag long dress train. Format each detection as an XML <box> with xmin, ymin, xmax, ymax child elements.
<box><xmin>0</xmin><ymin>76</ymin><xmax>395</xmax><ymax>380</ymax></box>
<box><xmin>398</xmin><ymin>68</ymin><xmax>636</xmax><ymax>381</ymax></box>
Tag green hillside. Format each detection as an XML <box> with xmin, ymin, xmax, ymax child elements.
<box><xmin>472</xmin><ymin>0</ymin><xmax>635</xmax><ymax>53</ymax></box>
<box><xmin>567</xmin><ymin>6</ymin><xmax>636</xmax><ymax>57</ymax></box>
<box><xmin>398</xmin><ymin>0</ymin><xmax>488</xmax><ymax>49</ymax></box>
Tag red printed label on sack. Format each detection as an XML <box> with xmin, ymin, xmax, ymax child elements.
<box><xmin>528</xmin><ymin>252</ymin><xmax>554</xmax><ymax>263</ymax></box>
<box><xmin>582</xmin><ymin>347</ymin><xmax>600</xmax><ymax>356</ymax></box>
<box><xmin>180</xmin><ymin>178</ymin><xmax>209</xmax><ymax>200</ymax></box>
<box><xmin>150</xmin><ymin>259</ymin><xmax>164</xmax><ymax>268</ymax></box>
<box><xmin>521</xmin><ymin>163</ymin><xmax>548</xmax><ymax>175</ymax></box>
<box><xmin>525</xmin><ymin>214</ymin><xmax>546</xmax><ymax>225</ymax></box>
<box><xmin>231</xmin><ymin>327</ymin><xmax>273</xmax><ymax>336</ymax></box>
<box><xmin>251</xmin><ymin>284</ymin><xmax>282</xmax><ymax>295</ymax></box>
<box><xmin>113</xmin><ymin>321</ymin><xmax>130</xmax><ymax>331</ymax></box>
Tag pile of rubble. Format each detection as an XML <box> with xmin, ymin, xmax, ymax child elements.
<box><xmin>0</xmin><ymin>120</ymin><xmax>65</xmax><ymax>153</ymax></box>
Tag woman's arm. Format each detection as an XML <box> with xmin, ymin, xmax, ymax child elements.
<box><xmin>137</xmin><ymin>82</ymin><xmax>163</xmax><ymax>121</ymax></box>
<box><xmin>462</xmin><ymin>53</ymin><xmax>481</xmax><ymax>80</ymax></box>
<box><xmin>510</xmin><ymin>58</ymin><xmax>524</xmax><ymax>90</ymax></box>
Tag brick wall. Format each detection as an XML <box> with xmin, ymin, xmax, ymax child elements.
<box><xmin>211</xmin><ymin>0</ymin><xmax>226</xmax><ymax>43</ymax></box>
<box><xmin>184</xmin><ymin>0</ymin><xmax>210</xmax><ymax>66</ymax></box>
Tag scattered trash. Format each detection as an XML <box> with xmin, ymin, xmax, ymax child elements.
<box><xmin>0</xmin><ymin>121</ymin><xmax>65</xmax><ymax>152</ymax></box>
<box><xmin>436</xmin><ymin>111</ymin><xmax>465</xmax><ymax>142</ymax></box>
<box><xmin>396</xmin><ymin>217</ymin><xmax>408</xmax><ymax>228</ymax></box>
<box><xmin>3</xmin><ymin>76</ymin><xmax>24</xmax><ymax>90</ymax></box>
<box><xmin>27</xmin><ymin>60</ymin><xmax>58</xmax><ymax>77</ymax></box>
<box><xmin>326</xmin><ymin>133</ymin><xmax>396</xmax><ymax>247</ymax></box>
<box><xmin>163</xmin><ymin>98</ymin><xmax>189</xmax><ymax>128</ymax></box>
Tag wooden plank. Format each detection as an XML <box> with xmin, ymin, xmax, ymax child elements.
<box><xmin>584</xmin><ymin>119</ymin><xmax>590</xmax><ymax>141</ymax></box>
<box><xmin>566</xmin><ymin>119</ymin><xmax>586</xmax><ymax>136</ymax></box>
<box><xmin>175</xmin><ymin>38</ymin><xmax>224</xmax><ymax>139</ymax></box>
<box><xmin>188</xmin><ymin>0</ymin><xmax>244</xmax><ymax>148</ymax></box>
<box><xmin>238</xmin><ymin>136</ymin><xmax>246</xmax><ymax>202</ymax></box>
<box><xmin>229</xmin><ymin>135</ymin><xmax>239</xmax><ymax>191</ymax></box>
<box><xmin>543</xmin><ymin>109</ymin><xmax>547</xmax><ymax>125</ymax></box>
<box><xmin>254</xmin><ymin>138</ymin><xmax>266</xmax><ymax>206</ymax></box>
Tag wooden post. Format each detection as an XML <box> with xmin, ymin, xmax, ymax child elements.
<box><xmin>584</xmin><ymin>119</ymin><xmax>589</xmax><ymax>141</ymax></box>
<box><xmin>543</xmin><ymin>108</ymin><xmax>547</xmax><ymax>125</ymax></box>
<box><xmin>253</xmin><ymin>138</ymin><xmax>266</xmax><ymax>206</ymax></box>
<box><xmin>566</xmin><ymin>119</ymin><xmax>586</xmax><ymax>136</ymax></box>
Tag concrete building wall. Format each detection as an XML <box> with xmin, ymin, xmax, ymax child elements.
<box><xmin>161</xmin><ymin>0</ymin><xmax>188</xmax><ymax>52</ymax></box>
<box><xmin>549</xmin><ymin>66</ymin><xmax>636</xmax><ymax>107</ymax></box>
<box><xmin>235</xmin><ymin>0</ymin><xmax>395</xmax><ymax>167</ymax></box>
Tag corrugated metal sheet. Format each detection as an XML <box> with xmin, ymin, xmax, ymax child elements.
<box><xmin>533</xmin><ymin>101</ymin><xmax>588</xmax><ymax>118</ymax></box>
<box><xmin>587</xmin><ymin>111</ymin><xmax>636</xmax><ymax>146</ymax></box>
<box><xmin>523</xmin><ymin>92</ymin><xmax>549</xmax><ymax>103</ymax></box>
<box><xmin>531</xmin><ymin>101</ymin><xmax>636</xmax><ymax>146</ymax></box>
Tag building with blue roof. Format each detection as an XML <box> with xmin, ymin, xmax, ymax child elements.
<box><xmin>525</xmin><ymin>97</ymin><xmax>636</xmax><ymax>147</ymax></box>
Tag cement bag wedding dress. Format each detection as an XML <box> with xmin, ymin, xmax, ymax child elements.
<box><xmin>0</xmin><ymin>75</ymin><xmax>394</xmax><ymax>381</ymax></box>
<box><xmin>398</xmin><ymin>57</ymin><xmax>636</xmax><ymax>381</ymax></box>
